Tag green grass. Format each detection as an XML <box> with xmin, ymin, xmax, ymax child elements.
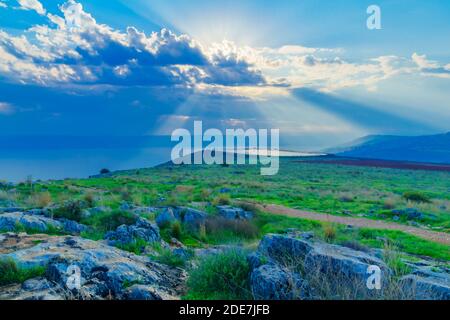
<box><xmin>0</xmin><ymin>258</ymin><xmax>47</xmax><ymax>286</ymax></box>
<box><xmin>2</xmin><ymin>157</ymin><xmax>449</xmax><ymax>261</ymax></box>
<box><xmin>184</xmin><ymin>249</ymin><xmax>252</xmax><ymax>300</ymax></box>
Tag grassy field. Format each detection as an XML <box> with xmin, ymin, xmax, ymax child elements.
<box><xmin>1</xmin><ymin>157</ymin><xmax>449</xmax><ymax>261</ymax></box>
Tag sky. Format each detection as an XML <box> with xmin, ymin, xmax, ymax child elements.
<box><xmin>0</xmin><ymin>0</ymin><xmax>450</xmax><ymax>149</ymax></box>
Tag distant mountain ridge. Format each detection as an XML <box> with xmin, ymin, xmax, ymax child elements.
<box><xmin>327</xmin><ymin>132</ymin><xmax>450</xmax><ymax>164</ymax></box>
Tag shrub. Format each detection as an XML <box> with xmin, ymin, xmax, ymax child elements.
<box><xmin>185</xmin><ymin>249</ymin><xmax>251</xmax><ymax>300</ymax></box>
<box><xmin>83</xmin><ymin>192</ymin><xmax>96</xmax><ymax>208</ymax></box>
<box><xmin>52</xmin><ymin>200</ymin><xmax>86</xmax><ymax>222</ymax></box>
<box><xmin>83</xmin><ymin>210</ymin><xmax>138</xmax><ymax>232</ymax></box>
<box><xmin>171</xmin><ymin>221</ymin><xmax>182</xmax><ymax>240</ymax></box>
<box><xmin>402</xmin><ymin>191</ymin><xmax>431</xmax><ymax>203</ymax></box>
<box><xmin>0</xmin><ymin>259</ymin><xmax>46</xmax><ymax>286</ymax></box>
<box><xmin>204</xmin><ymin>217</ymin><xmax>259</xmax><ymax>243</ymax></box>
<box><xmin>199</xmin><ymin>188</ymin><xmax>212</xmax><ymax>201</ymax></box>
<box><xmin>100</xmin><ymin>168</ymin><xmax>111</xmax><ymax>174</ymax></box>
<box><xmin>212</xmin><ymin>194</ymin><xmax>231</xmax><ymax>206</ymax></box>
<box><xmin>117</xmin><ymin>238</ymin><xmax>149</xmax><ymax>255</ymax></box>
<box><xmin>323</xmin><ymin>224</ymin><xmax>337</xmax><ymax>243</ymax></box>
<box><xmin>27</xmin><ymin>192</ymin><xmax>52</xmax><ymax>208</ymax></box>
<box><xmin>152</xmin><ymin>248</ymin><xmax>187</xmax><ymax>268</ymax></box>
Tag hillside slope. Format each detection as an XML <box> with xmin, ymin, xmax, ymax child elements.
<box><xmin>329</xmin><ymin>132</ymin><xmax>450</xmax><ymax>164</ymax></box>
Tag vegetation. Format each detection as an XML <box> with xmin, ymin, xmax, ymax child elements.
<box><xmin>0</xmin><ymin>259</ymin><xmax>47</xmax><ymax>286</ymax></box>
<box><xmin>185</xmin><ymin>249</ymin><xmax>252</xmax><ymax>300</ymax></box>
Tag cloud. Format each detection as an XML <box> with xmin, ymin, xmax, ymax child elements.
<box><xmin>17</xmin><ymin>0</ymin><xmax>46</xmax><ymax>15</ymax></box>
<box><xmin>0</xmin><ymin>0</ymin><xmax>448</xmax><ymax>96</ymax></box>
<box><xmin>0</xmin><ymin>1</ymin><xmax>7</xmax><ymax>9</ymax></box>
<box><xmin>412</xmin><ymin>52</ymin><xmax>450</xmax><ymax>79</ymax></box>
<box><xmin>0</xmin><ymin>102</ymin><xmax>15</xmax><ymax>115</ymax></box>
<box><xmin>0</xmin><ymin>0</ymin><xmax>264</xmax><ymax>88</ymax></box>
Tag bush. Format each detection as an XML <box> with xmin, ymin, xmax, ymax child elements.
<box><xmin>0</xmin><ymin>259</ymin><xmax>46</xmax><ymax>286</ymax></box>
<box><xmin>52</xmin><ymin>200</ymin><xmax>86</xmax><ymax>222</ymax></box>
<box><xmin>27</xmin><ymin>192</ymin><xmax>52</xmax><ymax>208</ymax></box>
<box><xmin>152</xmin><ymin>248</ymin><xmax>187</xmax><ymax>268</ymax></box>
<box><xmin>100</xmin><ymin>168</ymin><xmax>111</xmax><ymax>174</ymax></box>
<box><xmin>185</xmin><ymin>249</ymin><xmax>252</xmax><ymax>300</ymax></box>
<box><xmin>83</xmin><ymin>192</ymin><xmax>96</xmax><ymax>208</ymax></box>
<box><xmin>212</xmin><ymin>194</ymin><xmax>231</xmax><ymax>206</ymax></box>
<box><xmin>402</xmin><ymin>191</ymin><xmax>431</xmax><ymax>203</ymax></box>
<box><xmin>83</xmin><ymin>210</ymin><xmax>138</xmax><ymax>232</ymax></box>
<box><xmin>204</xmin><ymin>217</ymin><xmax>259</xmax><ymax>243</ymax></box>
<box><xmin>171</xmin><ymin>221</ymin><xmax>182</xmax><ymax>240</ymax></box>
<box><xmin>323</xmin><ymin>224</ymin><xmax>337</xmax><ymax>243</ymax></box>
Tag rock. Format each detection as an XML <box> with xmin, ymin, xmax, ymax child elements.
<box><xmin>400</xmin><ymin>274</ymin><xmax>450</xmax><ymax>300</ymax></box>
<box><xmin>0</xmin><ymin>207</ymin><xmax>25</xmax><ymax>213</ymax></box>
<box><xmin>119</xmin><ymin>202</ymin><xmax>134</xmax><ymax>211</ymax></box>
<box><xmin>392</xmin><ymin>208</ymin><xmax>424</xmax><ymax>221</ymax></box>
<box><xmin>251</xmin><ymin>264</ymin><xmax>311</xmax><ymax>300</ymax></box>
<box><xmin>124</xmin><ymin>284</ymin><xmax>175</xmax><ymax>300</ymax></box>
<box><xmin>252</xmin><ymin>234</ymin><xmax>392</xmax><ymax>300</ymax></box>
<box><xmin>257</xmin><ymin>234</ymin><xmax>313</xmax><ymax>264</ymax></box>
<box><xmin>172</xmin><ymin>248</ymin><xmax>193</xmax><ymax>261</ymax></box>
<box><xmin>156</xmin><ymin>208</ymin><xmax>177</xmax><ymax>227</ymax></box>
<box><xmin>0</xmin><ymin>235</ymin><xmax>185</xmax><ymax>300</ymax></box>
<box><xmin>22</xmin><ymin>277</ymin><xmax>53</xmax><ymax>291</ymax></box>
<box><xmin>25</xmin><ymin>209</ymin><xmax>49</xmax><ymax>216</ymax></box>
<box><xmin>399</xmin><ymin>265</ymin><xmax>450</xmax><ymax>300</ymax></box>
<box><xmin>303</xmin><ymin>242</ymin><xmax>391</xmax><ymax>291</ymax></box>
<box><xmin>217</xmin><ymin>206</ymin><xmax>253</xmax><ymax>220</ymax></box>
<box><xmin>105</xmin><ymin>217</ymin><xmax>160</xmax><ymax>246</ymax></box>
<box><xmin>0</xmin><ymin>212</ymin><xmax>62</xmax><ymax>232</ymax></box>
<box><xmin>60</xmin><ymin>218</ymin><xmax>88</xmax><ymax>234</ymax></box>
<box><xmin>176</xmin><ymin>207</ymin><xmax>206</xmax><ymax>231</ymax></box>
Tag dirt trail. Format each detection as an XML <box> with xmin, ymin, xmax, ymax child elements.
<box><xmin>252</xmin><ymin>203</ymin><xmax>450</xmax><ymax>245</ymax></box>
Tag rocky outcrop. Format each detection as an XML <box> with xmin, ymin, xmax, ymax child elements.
<box><xmin>217</xmin><ymin>206</ymin><xmax>253</xmax><ymax>220</ymax></box>
<box><xmin>251</xmin><ymin>234</ymin><xmax>382</xmax><ymax>300</ymax></box>
<box><xmin>155</xmin><ymin>207</ymin><xmax>207</xmax><ymax>232</ymax></box>
<box><xmin>251</xmin><ymin>264</ymin><xmax>311</xmax><ymax>300</ymax></box>
<box><xmin>0</xmin><ymin>234</ymin><xmax>185</xmax><ymax>300</ymax></box>
<box><xmin>104</xmin><ymin>217</ymin><xmax>161</xmax><ymax>246</ymax></box>
<box><xmin>250</xmin><ymin>234</ymin><xmax>450</xmax><ymax>300</ymax></box>
<box><xmin>400</xmin><ymin>266</ymin><xmax>450</xmax><ymax>300</ymax></box>
<box><xmin>0</xmin><ymin>211</ymin><xmax>88</xmax><ymax>235</ymax></box>
<box><xmin>156</xmin><ymin>208</ymin><xmax>177</xmax><ymax>227</ymax></box>
<box><xmin>0</xmin><ymin>212</ymin><xmax>62</xmax><ymax>232</ymax></box>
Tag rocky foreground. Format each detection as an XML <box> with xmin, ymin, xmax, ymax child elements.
<box><xmin>0</xmin><ymin>204</ymin><xmax>449</xmax><ymax>300</ymax></box>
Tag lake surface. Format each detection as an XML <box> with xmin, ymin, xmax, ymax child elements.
<box><xmin>0</xmin><ymin>148</ymin><xmax>173</xmax><ymax>182</ymax></box>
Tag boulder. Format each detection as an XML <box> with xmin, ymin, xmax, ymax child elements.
<box><xmin>105</xmin><ymin>217</ymin><xmax>161</xmax><ymax>246</ymax></box>
<box><xmin>217</xmin><ymin>206</ymin><xmax>253</xmax><ymax>220</ymax></box>
<box><xmin>251</xmin><ymin>264</ymin><xmax>311</xmax><ymax>300</ymax></box>
<box><xmin>176</xmin><ymin>207</ymin><xmax>206</xmax><ymax>231</ymax></box>
<box><xmin>156</xmin><ymin>208</ymin><xmax>177</xmax><ymax>227</ymax></box>
<box><xmin>251</xmin><ymin>234</ymin><xmax>392</xmax><ymax>300</ymax></box>
<box><xmin>0</xmin><ymin>212</ymin><xmax>62</xmax><ymax>232</ymax></box>
<box><xmin>60</xmin><ymin>218</ymin><xmax>88</xmax><ymax>234</ymax></box>
<box><xmin>400</xmin><ymin>266</ymin><xmax>450</xmax><ymax>300</ymax></box>
<box><xmin>0</xmin><ymin>234</ymin><xmax>185</xmax><ymax>300</ymax></box>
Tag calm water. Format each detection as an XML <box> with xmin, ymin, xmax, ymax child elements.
<box><xmin>0</xmin><ymin>147</ymin><xmax>173</xmax><ymax>182</ymax></box>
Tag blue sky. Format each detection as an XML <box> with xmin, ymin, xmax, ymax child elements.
<box><xmin>0</xmin><ymin>0</ymin><xmax>449</xmax><ymax>149</ymax></box>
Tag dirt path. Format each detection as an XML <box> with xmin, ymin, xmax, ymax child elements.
<box><xmin>251</xmin><ymin>203</ymin><xmax>450</xmax><ymax>245</ymax></box>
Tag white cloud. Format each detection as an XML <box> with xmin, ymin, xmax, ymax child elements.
<box><xmin>0</xmin><ymin>1</ymin><xmax>7</xmax><ymax>9</ymax></box>
<box><xmin>1</xmin><ymin>0</ymin><xmax>449</xmax><ymax>95</ymax></box>
<box><xmin>17</xmin><ymin>0</ymin><xmax>46</xmax><ymax>15</ymax></box>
